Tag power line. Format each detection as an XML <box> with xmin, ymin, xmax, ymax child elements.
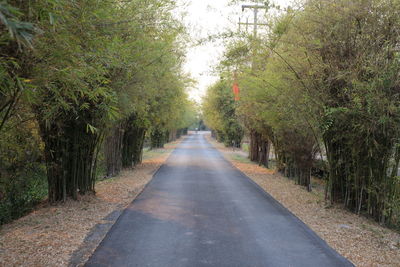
<box><xmin>240</xmin><ymin>4</ymin><xmax>269</xmax><ymax>38</ymax></box>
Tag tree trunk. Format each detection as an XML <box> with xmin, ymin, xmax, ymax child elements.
<box><xmin>150</xmin><ymin>128</ymin><xmax>165</xmax><ymax>149</ymax></box>
<box><xmin>258</xmin><ymin>139</ymin><xmax>270</xmax><ymax>168</ymax></box>
<box><xmin>39</xmin><ymin>117</ymin><xmax>102</xmax><ymax>202</ymax></box>
<box><xmin>249</xmin><ymin>129</ymin><xmax>260</xmax><ymax>162</ymax></box>
<box><xmin>122</xmin><ymin>117</ymin><xmax>146</xmax><ymax>168</ymax></box>
<box><xmin>105</xmin><ymin>123</ymin><xmax>124</xmax><ymax>177</ymax></box>
<box><xmin>168</xmin><ymin>130</ymin><xmax>176</xmax><ymax>142</ymax></box>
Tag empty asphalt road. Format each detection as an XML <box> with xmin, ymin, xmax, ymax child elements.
<box><xmin>85</xmin><ymin>132</ymin><xmax>353</xmax><ymax>267</ymax></box>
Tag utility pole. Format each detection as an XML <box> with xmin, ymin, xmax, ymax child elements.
<box><xmin>238</xmin><ymin>4</ymin><xmax>269</xmax><ymax>70</ymax></box>
<box><xmin>239</xmin><ymin>4</ymin><xmax>269</xmax><ymax>38</ymax></box>
<box><xmin>233</xmin><ymin>3</ymin><xmax>269</xmax><ymax>101</ymax></box>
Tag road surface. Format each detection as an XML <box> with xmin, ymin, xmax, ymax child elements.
<box><xmin>85</xmin><ymin>132</ymin><xmax>353</xmax><ymax>267</ymax></box>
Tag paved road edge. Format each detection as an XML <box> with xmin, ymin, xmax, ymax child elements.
<box><xmin>205</xmin><ymin>135</ymin><xmax>354</xmax><ymax>266</ymax></box>
<box><xmin>70</xmin><ymin>137</ymin><xmax>184</xmax><ymax>267</ymax></box>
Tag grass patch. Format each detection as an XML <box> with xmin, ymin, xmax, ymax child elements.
<box><xmin>230</xmin><ymin>153</ymin><xmax>252</xmax><ymax>164</ymax></box>
<box><xmin>142</xmin><ymin>147</ymin><xmax>171</xmax><ymax>160</ymax></box>
<box><xmin>241</xmin><ymin>143</ymin><xmax>249</xmax><ymax>153</ymax></box>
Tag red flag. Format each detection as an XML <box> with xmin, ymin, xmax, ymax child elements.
<box><xmin>232</xmin><ymin>82</ymin><xmax>240</xmax><ymax>101</ymax></box>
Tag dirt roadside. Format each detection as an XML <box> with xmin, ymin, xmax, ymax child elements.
<box><xmin>0</xmin><ymin>139</ymin><xmax>181</xmax><ymax>267</ymax></box>
<box><xmin>207</xmin><ymin>135</ymin><xmax>400</xmax><ymax>267</ymax></box>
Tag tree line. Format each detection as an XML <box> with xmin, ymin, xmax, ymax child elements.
<box><xmin>0</xmin><ymin>0</ymin><xmax>196</xmax><ymax>223</ymax></box>
<box><xmin>203</xmin><ymin>0</ymin><xmax>400</xmax><ymax>227</ymax></box>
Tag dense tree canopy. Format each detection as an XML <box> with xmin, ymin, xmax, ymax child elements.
<box><xmin>203</xmin><ymin>0</ymin><xmax>400</xmax><ymax>227</ymax></box>
<box><xmin>0</xmin><ymin>0</ymin><xmax>196</xmax><ymax>222</ymax></box>
<box><xmin>203</xmin><ymin>79</ymin><xmax>244</xmax><ymax>147</ymax></box>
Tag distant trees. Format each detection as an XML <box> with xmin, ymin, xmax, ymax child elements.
<box><xmin>203</xmin><ymin>80</ymin><xmax>244</xmax><ymax>148</ymax></box>
<box><xmin>204</xmin><ymin>0</ymin><xmax>400</xmax><ymax>226</ymax></box>
<box><xmin>0</xmin><ymin>0</ymin><xmax>195</xmax><ymax>210</ymax></box>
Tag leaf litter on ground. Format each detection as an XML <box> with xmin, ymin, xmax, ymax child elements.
<box><xmin>0</xmin><ymin>140</ymin><xmax>181</xmax><ymax>267</ymax></box>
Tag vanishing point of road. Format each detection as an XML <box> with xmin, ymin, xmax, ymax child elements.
<box><xmin>85</xmin><ymin>132</ymin><xmax>353</xmax><ymax>267</ymax></box>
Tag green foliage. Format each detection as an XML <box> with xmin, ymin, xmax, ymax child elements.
<box><xmin>206</xmin><ymin>0</ymin><xmax>400</xmax><ymax>226</ymax></box>
<box><xmin>0</xmin><ymin>3</ymin><xmax>45</xmax><ymax>216</ymax></box>
<box><xmin>285</xmin><ymin>0</ymin><xmax>400</xmax><ymax>226</ymax></box>
<box><xmin>203</xmin><ymin>79</ymin><xmax>244</xmax><ymax>147</ymax></box>
<box><xmin>0</xmin><ymin>165</ymin><xmax>47</xmax><ymax>225</ymax></box>
<box><xmin>0</xmin><ymin>1</ymin><xmax>39</xmax><ymax>135</ymax></box>
<box><xmin>0</xmin><ymin>0</ymin><xmax>196</xmax><ymax>216</ymax></box>
<box><xmin>0</xmin><ymin>114</ymin><xmax>46</xmax><ymax>224</ymax></box>
<box><xmin>0</xmin><ymin>2</ymin><xmax>38</xmax><ymax>49</ymax></box>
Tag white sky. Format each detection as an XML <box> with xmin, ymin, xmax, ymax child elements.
<box><xmin>178</xmin><ymin>0</ymin><xmax>294</xmax><ymax>103</ymax></box>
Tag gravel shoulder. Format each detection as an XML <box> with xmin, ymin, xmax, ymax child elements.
<box><xmin>207</xmin><ymin>135</ymin><xmax>400</xmax><ymax>267</ymax></box>
<box><xmin>0</xmin><ymin>140</ymin><xmax>181</xmax><ymax>267</ymax></box>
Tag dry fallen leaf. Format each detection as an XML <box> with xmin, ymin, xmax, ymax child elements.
<box><xmin>0</xmin><ymin>140</ymin><xmax>180</xmax><ymax>267</ymax></box>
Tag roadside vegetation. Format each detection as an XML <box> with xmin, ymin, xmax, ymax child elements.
<box><xmin>0</xmin><ymin>0</ymin><xmax>197</xmax><ymax>225</ymax></box>
<box><xmin>0</xmin><ymin>141</ymin><xmax>180</xmax><ymax>266</ymax></box>
<box><xmin>203</xmin><ymin>0</ymin><xmax>400</xmax><ymax>228</ymax></box>
<box><xmin>209</xmin><ymin>137</ymin><xmax>400</xmax><ymax>266</ymax></box>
